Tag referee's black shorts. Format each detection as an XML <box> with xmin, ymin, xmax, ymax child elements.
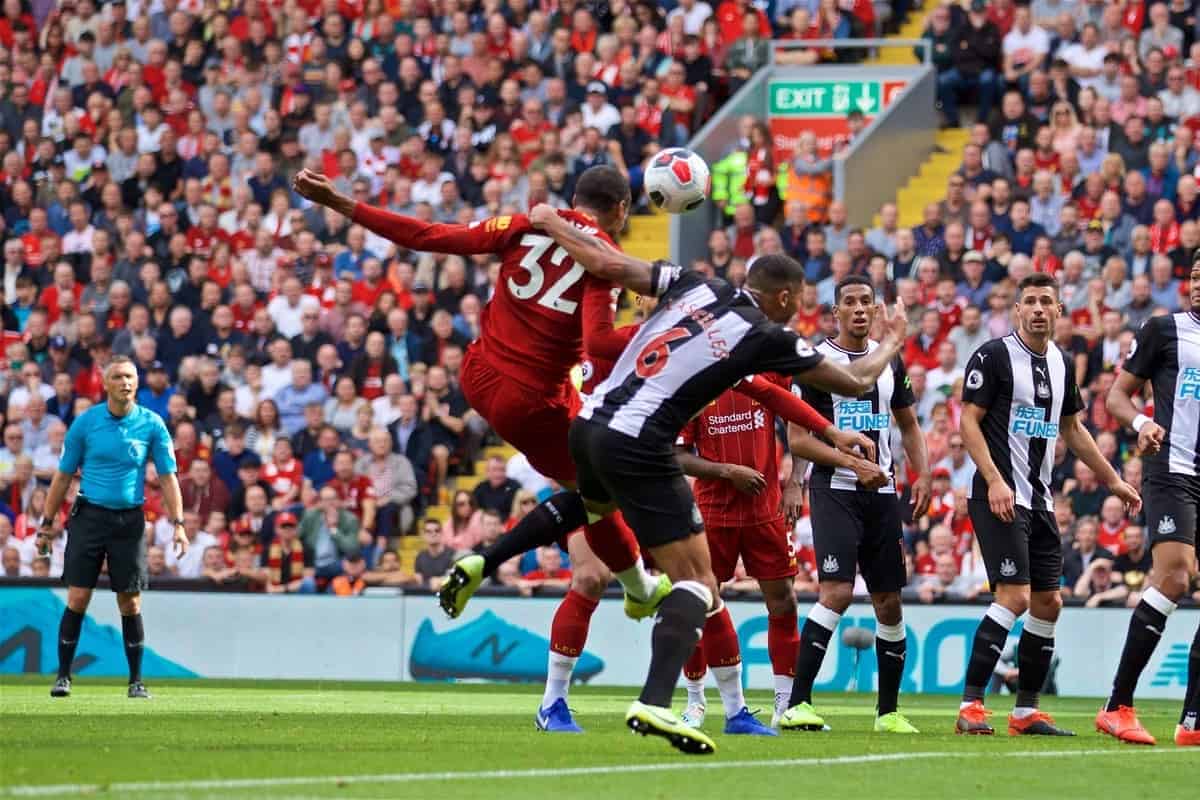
<box><xmin>63</xmin><ymin>498</ymin><xmax>148</xmax><ymax>593</ymax></box>
<box><xmin>568</xmin><ymin>418</ymin><xmax>704</xmax><ymax>549</ymax></box>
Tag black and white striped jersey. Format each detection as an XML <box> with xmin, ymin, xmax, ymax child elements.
<box><xmin>961</xmin><ymin>333</ymin><xmax>1084</xmax><ymax>511</ymax></box>
<box><xmin>579</xmin><ymin>264</ymin><xmax>825</xmax><ymax>448</ymax></box>
<box><xmin>1124</xmin><ymin>311</ymin><xmax>1200</xmax><ymax>478</ymax></box>
<box><xmin>795</xmin><ymin>339</ymin><xmax>914</xmax><ymax>494</ymax></box>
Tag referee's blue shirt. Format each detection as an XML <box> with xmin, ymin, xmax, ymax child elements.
<box><xmin>58</xmin><ymin>403</ymin><xmax>178</xmax><ymax>510</ymax></box>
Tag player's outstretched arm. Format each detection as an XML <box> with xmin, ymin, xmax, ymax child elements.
<box><xmin>529</xmin><ymin>204</ymin><xmax>656</xmax><ymax>296</ymax></box>
<box><xmin>294</xmin><ymin>169</ymin><xmax>503</xmax><ymax>255</ymax></box>
<box><xmin>1107</xmin><ymin>370</ymin><xmax>1164</xmax><ymax>456</ymax></box>
<box><xmin>1060</xmin><ymin>412</ymin><xmax>1142</xmax><ymax>515</ymax></box>
<box><xmin>674</xmin><ymin>446</ymin><xmax>766</xmax><ymax>495</ymax></box>
<box><xmin>737</xmin><ymin>375</ymin><xmax>876</xmax><ymax>461</ymax></box>
<box><xmin>786</xmin><ymin>423</ymin><xmax>888</xmax><ymax>491</ymax></box>
<box><xmin>960</xmin><ymin>401</ymin><xmax>1015</xmax><ymax>523</ymax></box>
<box><xmin>895</xmin><ymin>405</ymin><xmax>932</xmax><ymax>518</ymax></box>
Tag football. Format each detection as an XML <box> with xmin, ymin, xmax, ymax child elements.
<box><xmin>644</xmin><ymin>148</ymin><xmax>711</xmax><ymax>214</ymax></box>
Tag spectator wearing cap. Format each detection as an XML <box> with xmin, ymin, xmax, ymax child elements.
<box><xmin>129</xmin><ymin>357</ymin><xmax>173</xmax><ymax>421</ymax></box>
<box><xmin>956</xmin><ymin>251</ymin><xmax>993</xmax><ymax>308</ymax></box>
<box><xmin>938</xmin><ymin>0</ymin><xmax>1004</xmax><ymax>128</ymax></box>
<box><xmin>581</xmin><ymin>82</ymin><xmax>620</xmax><ymax>134</ymax></box>
<box><xmin>265</xmin><ymin>511</ymin><xmax>311</xmax><ymax>593</ymax></box>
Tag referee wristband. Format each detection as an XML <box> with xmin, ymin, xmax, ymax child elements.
<box><xmin>1132</xmin><ymin>414</ymin><xmax>1152</xmax><ymax>434</ymax></box>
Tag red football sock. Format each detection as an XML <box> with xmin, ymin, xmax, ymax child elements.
<box><xmin>582</xmin><ymin>514</ymin><xmax>640</xmax><ymax>573</ymax></box>
<box><xmin>768</xmin><ymin>611</ymin><xmax>800</xmax><ymax>677</ymax></box>
<box><xmin>703</xmin><ymin>606</ymin><xmax>742</xmax><ymax>668</ymax></box>
<box><xmin>549</xmin><ymin>590</ymin><xmax>600</xmax><ymax>657</ymax></box>
<box><xmin>684</xmin><ymin>643</ymin><xmax>707</xmax><ymax>681</ymax></box>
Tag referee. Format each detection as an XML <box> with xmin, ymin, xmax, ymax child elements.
<box><xmin>36</xmin><ymin>356</ymin><xmax>187</xmax><ymax>699</ymax></box>
<box><xmin>1098</xmin><ymin>259</ymin><xmax>1200</xmax><ymax>746</ymax></box>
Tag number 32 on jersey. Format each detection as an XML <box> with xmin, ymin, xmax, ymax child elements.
<box><xmin>508</xmin><ymin>234</ymin><xmax>586</xmax><ymax>314</ymax></box>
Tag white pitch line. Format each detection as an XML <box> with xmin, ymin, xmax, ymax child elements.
<box><xmin>2</xmin><ymin>748</ymin><xmax>1193</xmax><ymax>798</ymax></box>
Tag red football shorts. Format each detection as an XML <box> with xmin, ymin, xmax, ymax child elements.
<box><xmin>461</xmin><ymin>347</ymin><xmax>580</xmax><ymax>485</ymax></box>
<box><xmin>705</xmin><ymin>517</ymin><xmax>797</xmax><ymax>583</ymax></box>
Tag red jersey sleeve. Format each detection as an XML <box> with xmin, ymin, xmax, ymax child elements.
<box><xmin>733</xmin><ymin>374</ymin><xmax>831</xmax><ymax>434</ymax></box>
<box><xmin>677</xmin><ymin>413</ymin><xmax>698</xmax><ymax>449</ymax></box>
<box><xmin>351</xmin><ymin>203</ymin><xmax>527</xmax><ymax>255</ymax></box>
<box><xmin>581</xmin><ymin>280</ymin><xmax>623</xmax><ymax>359</ymax></box>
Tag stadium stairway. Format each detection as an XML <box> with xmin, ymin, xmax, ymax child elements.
<box><xmin>886</xmin><ymin>127</ymin><xmax>971</xmax><ymax>228</ymax></box>
<box><xmin>862</xmin><ymin>0</ymin><xmax>972</xmax><ymax>228</ymax></box>
<box><xmin>870</xmin><ymin>0</ymin><xmax>935</xmax><ymax>66</ymax></box>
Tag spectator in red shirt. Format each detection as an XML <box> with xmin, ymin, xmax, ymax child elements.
<box><xmin>262</xmin><ymin>438</ymin><xmax>304</xmax><ymax>508</ymax></box>
<box><xmin>180</xmin><ymin>458</ymin><xmax>231</xmax><ymax>524</ymax></box>
<box><xmin>1097</xmin><ymin>495</ymin><xmax>1131</xmax><ymax>555</ymax></box>
<box><xmin>521</xmin><ymin>544</ymin><xmax>573</xmax><ymax>588</ymax></box>
<box><xmin>904</xmin><ymin>309</ymin><xmax>945</xmax><ymax>370</ymax></box>
<box><xmin>327</xmin><ymin>449</ymin><xmax>378</xmax><ymax>535</ymax></box>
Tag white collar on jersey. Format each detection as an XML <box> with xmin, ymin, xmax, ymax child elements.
<box><xmin>737</xmin><ymin>287</ymin><xmax>761</xmax><ymax>309</ymax></box>
<box><xmin>1008</xmin><ymin>331</ymin><xmax>1050</xmax><ymax>358</ymax></box>
<box><xmin>823</xmin><ymin>338</ymin><xmax>871</xmax><ymax>356</ymax></box>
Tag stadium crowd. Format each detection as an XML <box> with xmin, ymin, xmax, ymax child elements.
<box><xmin>0</xmin><ymin>0</ymin><xmax>1194</xmax><ymax>607</ymax></box>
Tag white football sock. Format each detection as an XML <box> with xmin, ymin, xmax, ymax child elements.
<box><xmin>685</xmin><ymin>677</ymin><xmax>706</xmax><ymax>708</ymax></box>
<box><xmin>1011</xmin><ymin>706</ymin><xmax>1038</xmax><ymax>719</ymax></box>
<box><xmin>774</xmin><ymin>674</ymin><xmax>792</xmax><ymax>717</ymax></box>
<box><xmin>712</xmin><ymin>664</ymin><xmax>745</xmax><ymax>719</ymax></box>
<box><xmin>541</xmin><ymin>652</ymin><xmax>576</xmax><ymax>710</ymax></box>
<box><xmin>615</xmin><ymin>558</ymin><xmax>659</xmax><ymax>601</ymax></box>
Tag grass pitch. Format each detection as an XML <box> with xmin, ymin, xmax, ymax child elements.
<box><xmin>1</xmin><ymin>677</ymin><xmax>1195</xmax><ymax>799</ymax></box>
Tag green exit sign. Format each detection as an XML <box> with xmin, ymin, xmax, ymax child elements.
<box><xmin>769</xmin><ymin>80</ymin><xmax>882</xmax><ymax>116</ymax></box>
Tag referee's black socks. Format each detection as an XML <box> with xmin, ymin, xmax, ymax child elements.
<box><xmin>962</xmin><ymin>603</ymin><xmax>1016</xmax><ymax>704</ymax></box>
<box><xmin>56</xmin><ymin>608</ymin><xmax>84</xmax><ymax>680</ymax></box>
<box><xmin>1107</xmin><ymin>587</ymin><xmax>1176</xmax><ymax>712</ymax></box>
<box><xmin>122</xmin><ymin>614</ymin><xmax>145</xmax><ymax>684</ymax></box>
<box><xmin>638</xmin><ymin>582</ymin><xmax>711</xmax><ymax>708</ymax></box>
<box><xmin>480</xmin><ymin>492</ymin><xmax>586</xmax><ymax>576</ymax></box>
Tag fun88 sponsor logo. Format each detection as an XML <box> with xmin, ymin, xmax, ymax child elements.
<box><xmin>1011</xmin><ymin>405</ymin><xmax>1058</xmax><ymax>438</ymax></box>
<box><xmin>1178</xmin><ymin>367</ymin><xmax>1200</xmax><ymax>400</ymax></box>
<box><xmin>836</xmin><ymin>400</ymin><xmax>889</xmax><ymax>432</ymax></box>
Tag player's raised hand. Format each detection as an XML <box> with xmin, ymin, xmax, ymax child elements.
<box><xmin>1109</xmin><ymin>479</ymin><xmax>1142</xmax><ymax>516</ymax></box>
<box><xmin>910</xmin><ymin>472</ymin><xmax>932</xmax><ymax>518</ymax></box>
<box><xmin>292</xmin><ymin>169</ymin><xmax>339</xmax><ymax>207</ymax></box>
<box><xmin>851</xmin><ymin>458</ymin><xmax>888</xmax><ymax>491</ymax></box>
<box><xmin>528</xmin><ymin>203</ymin><xmax>559</xmax><ymax>229</ymax></box>
<box><xmin>827</xmin><ymin>427</ymin><xmax>877</xmax><ymax>463</ymax></box>
<box><xmin>881</xmin><ymin>297</ymin><xmax>908</xmax><ymax>343</ymax></box>
<box><xmin>722</xmin><ymin>464</ymin><xmax>766</xmax><ymax>495</ymax></box>
<box><xmin>1136</xmin><ymin>420</ymin><xmax>1165</xmax><ymax>456</ymax></box>
<box><xmin>987</xmin><ymin>478</ymin><xmax>1015</xmax><ymax>523</ymax></box>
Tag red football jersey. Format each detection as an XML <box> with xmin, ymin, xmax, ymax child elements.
<box><xmin>328</xmin><ymin>474</ymin><xmax>376</xmax><ymax>519</ymax></box>
<box><xmin>262</xmin><ymin>458</ymin><xmax>303</xmax><ymax>497</ymax></box>
<box><xmin>350</xmin><ymin>204</ymin><xmax>617</xmax><ymax>392</ymax></box>
<box><xmin>677</xmin><ymin>375</ymin><xmax>787</xmax><ymax>528</ymax></box>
